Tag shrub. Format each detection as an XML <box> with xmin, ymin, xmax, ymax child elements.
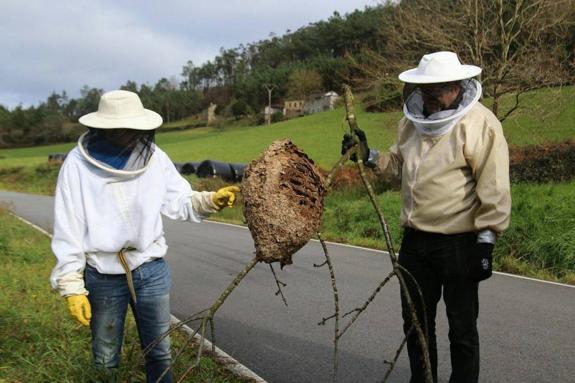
<box><xmin>271</xmin><ymin>111</ymin><xmax>284</xmax><ymax>123</ymax></box>
<box><xmin>231</xmin><ymin>100</ymin><xmax>251</xmax><ymax>120</ymax></box>
<box><xmin>509</xmin><ymin>140</ymin><xmax>575</xmax><ymax>183</ymax></box>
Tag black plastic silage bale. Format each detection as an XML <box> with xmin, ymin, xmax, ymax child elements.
<box><xmin>196</xmin><ymin>160</ymin><xmax>235</xmax><ymax>181</ymax></box>
<box><xmin>229</xmin><ymin>163</ymin><xmax>247</xmax><ymax>182</ymax></box>
<box><xmin>180</xmin><ymin>162</ymin><xmax>200</xmax><ymax>175</ymax></box>
<box><xmin>48</xmin><ymin>153</ymin><xmax>67</xmax><ymax>163</ymax></box>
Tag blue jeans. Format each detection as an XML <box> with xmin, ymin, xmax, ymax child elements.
<box><xmin>85</xmin><ymin>258</ymin><xmax>173</xmax><ymax>383</ymax></box>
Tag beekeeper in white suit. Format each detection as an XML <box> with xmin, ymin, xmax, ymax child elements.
<box><xmin>50</xmin><ymin>90</ymin><xmax>239</xmax><ymax>382</ymax></box>
<box><xmin>342</xmin><ymin>51</ymin><xmax>511</xmax><ymax>382</ymax></box>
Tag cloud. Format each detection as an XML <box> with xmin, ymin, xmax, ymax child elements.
<box><xmin>0</xmin><ymin>0</ymin><xmax>210</xmax><ymax>107</ymax></box>
<box><xmin>0</xmin><ymin>0</ymin><xmax>377</xmax><ymax>108</ymax></box>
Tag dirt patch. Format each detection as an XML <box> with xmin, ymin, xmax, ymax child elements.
<box><xmin>242</xmin><ymin>139</ymin><xmax>326</xmax><ymax>267</ymax></box>
<box><xmin>322</xmin><ymin>165</ymin><xmax>400</xmax><ymax>193</ymax></box>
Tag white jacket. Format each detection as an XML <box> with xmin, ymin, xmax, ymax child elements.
<box><xmin>50</xmin><ymin>145</ymin><xmax>218</xmax><ymax>296</ymax></box>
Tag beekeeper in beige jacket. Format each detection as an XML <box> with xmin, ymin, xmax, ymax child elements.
<box><xmin>342</xmin><ymin>51</ymin><xmax>511</xmax><ymax>383</ymax></box>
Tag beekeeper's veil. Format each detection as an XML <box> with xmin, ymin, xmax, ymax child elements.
<box><xmin>398</xmin><ymin>51</ymin><xmax>483</xmax><ymax>137</ymax></box>
<box><xmin>77</xmin><ymin>90</ymin><xmax>163</xmax><ymax>176</ymax></box>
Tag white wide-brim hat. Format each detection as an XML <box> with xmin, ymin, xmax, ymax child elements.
<box><xmin>78</xmin><ymin>90</ymin><xmax>162</xmax><ymax>130</ymax></box>
<box><xmin>398</xmin><ymin>51</ymin><xmax>482</xmax><ymax>84</ymax></box>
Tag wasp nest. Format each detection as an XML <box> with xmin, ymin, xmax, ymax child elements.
<box><xmin>242</xmin><ymin>139</ymin><xmax>326</xmax><ymax>267</ymax></box>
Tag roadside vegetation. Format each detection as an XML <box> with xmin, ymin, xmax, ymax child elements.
<box><xmin>0</xmin><ymin>204</ymin><xmax>250</xmax><ymax>382</ymax></box>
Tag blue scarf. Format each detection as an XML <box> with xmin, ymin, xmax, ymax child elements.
<box><xmin>86</xmin><ymin>134</ymin><xmax>132</xmax><ymax>170</ymax></box>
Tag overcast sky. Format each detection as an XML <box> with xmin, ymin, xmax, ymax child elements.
<box><xmin>1</xmin><ymin>0</ymin><xmax>379</xmax><ymax>109</ymax></box>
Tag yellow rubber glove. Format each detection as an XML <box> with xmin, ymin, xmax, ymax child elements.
<box><xmin>212</xmin><ymin>186</ymin><xmax>241</xmax><ymax>209</ymax></box>
<box><xmin>66</xmin><ymin>295</ymin><xmax>92</xmax><ymax>326</ymax></box>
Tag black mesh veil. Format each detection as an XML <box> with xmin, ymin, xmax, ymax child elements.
<box><xmin>79</xmin><ymin>128</ymin><xmax>156</xmax><ymax>175</ymax></box>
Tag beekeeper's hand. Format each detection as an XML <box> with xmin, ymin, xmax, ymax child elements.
<box><xmin>469</xmin><ymin>243</ymin><xmax>494</xmax><ymax>282</ymax></box>
<box><xmin>66</xmin><ymin>295</ymin><xmax>91</xmax><ymax>326</ymax></box>
<box><xmin>341</xmin><ymin>128</ymin><xmax>379</xmax><ymax>168</ymax></box>
<box><xmin>212</xmin><ymin>186</ymin><xmax>240</xmax><ymax>209</ymax></box>
<box><xmin>341</xmin><ymin>128</ymin><xmax>370</xmax><ymax>163</ymax></box>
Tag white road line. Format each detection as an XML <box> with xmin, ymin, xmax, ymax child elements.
<box><xmin>10</xmin><ymin>212</ymin><xmax>53</xmax><ymax>238</ymax></box>
<box><xmin>170</xmin><ymin>315</ymin><xmax>268</xmax><ymax>383</ymax></box>
<box><xmin>205</xmin><ymin>219</ymin><xmax>575</xmax><ymax>289</ymax></box>
<box><xmin>493</xmin><ymin>271</ymin><xmax>575</xmax><ymax>289</ymax></box>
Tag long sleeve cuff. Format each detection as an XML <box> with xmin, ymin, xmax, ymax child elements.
<box><xmin>477</xmin><ymin>229</ymin><xmax>497</xmax><ymax>244</ymax></box>
<box><xmin>191</xmin><ymin>191</ymin><xmax>220</xmax><ymax>218</ymax></box>
<box><xmin>56</xmin><ymin>271</ymin><xmax>88</xmax><ymax>297</ymax></box>
<box><xmin>365</xmin><ymin>149</ymin><xmax>380</xmax><ymax>169</ymax></box>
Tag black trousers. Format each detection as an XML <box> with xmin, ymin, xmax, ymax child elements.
<box><xmin>399</xmin><ymin>228</ymin><xmax>480</xmax><ymax>383</ymax></box>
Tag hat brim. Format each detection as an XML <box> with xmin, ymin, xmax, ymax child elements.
<box><xmin>78</xmin><ymin>109</ymin><xmax>163</xmax><ymax>130</ymax></box>
<box><xmin>398</xmin><ymin>65</ymin><xmax>482</xmax><ymax>84</ymax></box>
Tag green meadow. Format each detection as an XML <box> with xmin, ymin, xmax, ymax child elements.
<box><xmin>2</xmin><ymin>86</ymin><xmax>573</xmax><ymax>171</ymax></box>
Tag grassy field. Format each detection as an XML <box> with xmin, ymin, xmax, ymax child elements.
<box><xmin>1</xmin><ymin>86</ymin><xmax>573</xmax><ymax>171</ymax></box>
<box><xmin>0</xmin><ymin>205</ymin><xmax>249</xmax><ymax>383</ymax></box>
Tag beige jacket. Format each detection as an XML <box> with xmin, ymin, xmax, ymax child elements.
<box><xmin>376</xmin><ymin>102</ymin><xmax>511</xmax><ymax>235</ymax></box>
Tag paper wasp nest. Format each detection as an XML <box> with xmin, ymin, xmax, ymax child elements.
<box><xmin>242</xmin><ymin>140</ymin><xmax>326</xmax><ymax>267</ymax></box>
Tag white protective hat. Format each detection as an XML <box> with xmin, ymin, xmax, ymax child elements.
<box><xmin>78</xmin><ymin>90</ymin><xmax>163</xmax><ymax>130</ymax></box>
<box><xmin>398</xmin><ymin>51</ymin><xmax>482</xmax><ymax>84</ymax></box>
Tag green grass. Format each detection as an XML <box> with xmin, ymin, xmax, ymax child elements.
<box><xmin>484</xmin><ymin>86</ymin><xmax>575</xmax><ymax>148</ymax></box>
<box><xmin>0</xmin><ymin>163</ymin><xmax>60</xmax><ymax>195</ymax></box>
<box><xmin>320</xmin><ymin>181</ymin><xmax>575</xmax><ymax>284</ymax></box>
<box><xmin>495</xmin><ymin>182</ymin><xmax>575</xmax><ymax>283</ymax></box>
<box><xmin>321</xmin><ymin>186</ymin><xmax>403</xmax><ymax>250</ymax></box>
<box><xmin>0</xmin><ymin>206</ymin><xmax>250</xmax><ymax>383</ymax></box>
<box><xmin>1</xmin><ymin>86</ymin><xmax>574</xmax><ymax>171</ymax></box>
<box><xmin>0</xmin><ymin>106</ymin><xmax>401</xmax><ymax>170</ymax></box>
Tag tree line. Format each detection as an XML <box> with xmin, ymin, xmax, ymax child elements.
<box><xmin>1</xmin><ymin>1</ymin><xmax>573</xmax><ymax>148</ymax></box>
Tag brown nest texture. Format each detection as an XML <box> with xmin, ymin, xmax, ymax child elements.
<box><xmin>242</xmin><ymin>139</ymin><xmax>326</xmax><ymax>267</ymax></box>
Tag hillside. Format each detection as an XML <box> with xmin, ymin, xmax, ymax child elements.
<box><xmin>0</xmin><ymin>86</ymin><xmax>573</xmax><ymax>170</ymax></box>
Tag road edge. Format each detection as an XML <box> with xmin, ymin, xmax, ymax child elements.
<box><xmin>9</xmin><ymin>211</ymin><xmax>268</xmax><ymax>383</ymax></box>
<box><xmin>4</xmin><ymin>191</ymin><xmax>573</xmax><ymax>289</ymax></box>
<box><xmin>170</xmin><ymin>315</ymin><xmax>267</xmax><ymax>383</ymax></box>
<box><xmin>206</xmin><ymin>218</ymin><xmax>575</xmax><ymax>289</ymax></box>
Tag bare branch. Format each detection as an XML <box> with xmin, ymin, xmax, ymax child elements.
<box><xmin>316</xmin><ymin>233</ymin><xmax>341</xmax><ymax>382</ymax></box>
<box><xmin>381</xmin><ymin>326</ymin><xmax>414</xmax><ymax>383</ymax></box>
<box><xmin>338</xmin><ymin>270</ymin><xmax>396</xmax><ymax>339</ymax></box>
<box><xmin>269</xmin><ymin>264</ymin><xmax>288</xmax><ymax>307</ymax></box>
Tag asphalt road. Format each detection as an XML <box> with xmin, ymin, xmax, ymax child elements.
<box><xmin>2</xmin><ymin>190</ymin><xmax>574</xmax><ymax>383</ymax></box>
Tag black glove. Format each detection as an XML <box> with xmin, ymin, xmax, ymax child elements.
<box><xmin>341</xmin><ymin>128</ymin><xmax>369</xmax><ymax>163</ymax></box>
<box><xmin>469</xmin><ymin>243</ymin><xmax>494</xmax><ymax>282</ymax></box>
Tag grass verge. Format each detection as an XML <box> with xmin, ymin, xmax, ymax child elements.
<box><xmin>323</xmin><ymin>181</ymin><xmax>575</xmax><ymax>285</ymax></box>
<box><xmin>0</xmin><ymin>205</ymin><xmax>251</xmax><ymax>383</ymax></box>
<box><xmin>0</xmin><ymin>166</ymin><xmax>574</xmax><ymax>285</ymax></box>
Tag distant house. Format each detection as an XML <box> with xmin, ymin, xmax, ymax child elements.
<box><xmin>283</xmin><ymin>91</ymin><xmax>340</xmax><ymax>118</ymax></box>
<box><xmin>303</xmin><ymin>91</ymin><xmax>340</xmax><ymax>114</ymax></box>
<box><xmin>283</xmin><ymin>100</ymin><xmax>305</xmax><ymax>118</ymax></box>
